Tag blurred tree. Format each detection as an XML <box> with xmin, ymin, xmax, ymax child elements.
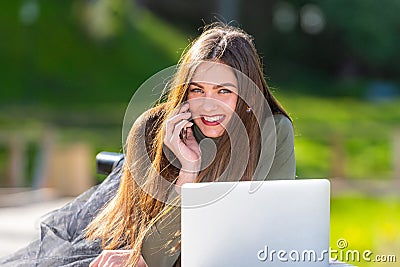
<box><xmin>136</xmin><ymin>0</ymin><xmax>217</xmax><ymax>33</ymax></box>
<box><xmin>320</xmin><ymin>0</ymin><xmax>400</xmax><ymax>78</ymax></box>
<box><xmin>237</xmin><ymin>0</ymin><xmax>400</xmax><ymax>82</ymax></box>
<box><xmin>2</xmin><ymin>0</ymin><xmax>400</xmax><ymax>105</ymax></box>
<box><xmin>0</xmin><ymin>1</ymin><xmax>187</xmax><ymax>106</ymax></box>
<box><xmin>75</xmin><ymin>0</ymin><xmax>126</xmax><ymax>41</ymax></box>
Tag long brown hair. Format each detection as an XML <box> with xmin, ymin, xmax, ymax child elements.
<box><xmin>85</xmin><ymin>23</ymin><xmax>291</xmax><ymax>266</ymax></box>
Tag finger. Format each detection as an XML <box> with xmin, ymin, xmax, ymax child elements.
<box><xmin>171</xmin><ymin>102</ymin><xmax>190</xmax><ymax>117</ymax></box>
<box><xmin>105</xmin><ymin>254</ymin><xmax>123</xmax><ymax>266</ymax></box>
<box><xmin>98</xmin><ymin>250</ymin><xmax>115</xmax><ymax>266</ymax></box>
<box><xmin>97</xmin><ymin>253</ymin><xmax>108</xmax><ymax>266</ymax></box>
<box><xmin>179</xmin><ymin>121</ymin><xmax>195</xmax><ymax>142</ymax></box>
<box><xmin>171</xmin><ymin>119</ymin><xmax>193</xmax><ymax>143</ymax></box>
<box><xmin>168</xmin><ymin>112</ymin><xmax>192</xmax><ymax>124</ymax></box>
<box><xmin>89</xmin><ymin>254</ymin><xmax>101</xmax><ymax>267</ymax></box>
<box><xmin>107</xmin><ymin>251</ymin><xmax>131</xmax><ymax>266</ymax></box>
<box><xmin>178</xmin><ymin>102</ymin><xmax>190</xmax><ymax>114</ymax></box>
<box><xmin>165</xmin><ymin>112</ymin><xmax>192</xmax><ymax>138</ymax></box>
<box><xmin>184</xmin><ymin>128</ymin><xmax>201</xmax><ymax>154</ymax></box>
<box><xmin>170</xmin><ymin>119</ymin><xmax>190</xmax><ymax>145</ymax></box>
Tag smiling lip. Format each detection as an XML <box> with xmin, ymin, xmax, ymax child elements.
<box><xmin>200</xmin><ymin>115</ymin><xmax>225</xmax><ymax>126</ymax></box>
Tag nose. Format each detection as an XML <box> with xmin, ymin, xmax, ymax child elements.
<box><xmin>201</xmin><ymin>96</ymin><xmax>219</xmax><ymax>112</ymax></box>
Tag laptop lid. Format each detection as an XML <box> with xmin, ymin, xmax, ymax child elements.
<box><xmin>181</xmin><ymin>179</ymin><xmax>330</xmax><ymax>267</ymax></box>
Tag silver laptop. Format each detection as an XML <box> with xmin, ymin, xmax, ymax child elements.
<box><xmin>181</xmin><ymin>179</ymin><xmax>330</xmax><ymax>267</ymax></box>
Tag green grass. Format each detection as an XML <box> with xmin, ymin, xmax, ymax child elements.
<box><xmin>331</xmin><ymin>196</ymin><xmax>400</xmax><ymax>266</ymax></box>
<box><xmin>275</xmin><ymin>91</ymin><xmax>400</xmax><ymax>180</ymax></box>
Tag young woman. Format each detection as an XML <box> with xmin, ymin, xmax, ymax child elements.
<box><xmin>0</xmin><ymin>23</ymin><xmax>294</xmax><ymax>267</ymax></box>
<box><xmin>86</xmin><ymin>23</ymin><xmax>295</xmax><ymax>267</ymax></box>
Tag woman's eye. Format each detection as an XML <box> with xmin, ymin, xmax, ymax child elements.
<box><xmin>219</xmin><ymin>88</ymin><xmax>232</xmax><ymax>94</ymax></box>
<box><xmin>189</xmin><ymin>88</ymin><xmax>203</xmax><ymax>93</ymax></box>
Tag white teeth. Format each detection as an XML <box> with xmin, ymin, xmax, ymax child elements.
<box><xmin>203</xmin><ymin>115</ymin><xmax>223</xmax><ymax>122</ymax></box>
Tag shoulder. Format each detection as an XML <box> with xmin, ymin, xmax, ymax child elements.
<box><xmin>261</xmin><ymin>114</ymin><xmax>294</xmax><ymax>157</ymax></box>
<box><xmin>255</xmin><ymin>114</ymin><xmax>296</xmax><ymax>180</ymax></box>
<box><xmin>273</xmin><ymin>114</ymin><xmax>293</xmax><ymax>131</ymax></box>
<box><xmin>126</xmin><ymin>104</ymin><xmax>167</xmax><ymax>150</ymax></box>
<box><xmin>129</xmin><ymin>104</ymin><xmax>167</xmax><ymax>137</ymax></box>
<box><xmin>134</xmin><ymin>104</ymin><xmax>167</xmax><ymax>129</ymax></box>
<box><xmin>273</xmin><ymin>114</ymin><xmax>294</xmax><ymax>143</ymax></box>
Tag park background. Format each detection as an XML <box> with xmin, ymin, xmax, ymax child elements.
<box><xmin>0</xmin><ymin>0</ymin><xmax>399</xmax><ymax>266</ymax></box>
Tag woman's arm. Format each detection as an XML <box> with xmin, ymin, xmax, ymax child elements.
<box><xmin>254</xmin><ymin>114</ymin><xmax>296</xmax><ymax>181</ymax></box>
<box><xmin>268</xmin><ymin>114</ymin><xmax>296</xmax><ymax>180</ymax></box>
<box><xmin>175</xmin><ymin>169</ymin><xmax>199</xmax><ymax>193</ymax></box>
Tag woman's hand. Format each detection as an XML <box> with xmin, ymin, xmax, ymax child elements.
<box><xmin>164</xmin><ymin>103</ymin><xmax>201</xmax><ymax>174</ymax></box>
<box><xmin>89</xmin><ymin>250</ymin><xmax>147</xmax><ymax>267</ymax></box>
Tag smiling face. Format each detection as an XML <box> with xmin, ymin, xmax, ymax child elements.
<box><xmin>187</xmin><ymin>62</ymin><xmax>238</xmax><ymax>138</ymax></box>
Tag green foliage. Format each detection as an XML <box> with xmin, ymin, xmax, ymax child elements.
<box><xmin>346</xmin><ymin>138</ymin><xmax>391</xmax><ymax>179</ymax></box>
<box><xmin>0</xmin><ymin>1</ymin><xmax>187</xmax><ymax>106</ymax></box>
<box><xmin>275</xmin><ymin>89</ymin><xmax>400</xmax><ymax>179</ymax></box>
<box><xmin>294</xmin><ymin>137</ymin><xmax>332</xmax><ymax>178</ymax></box>
<box><xmin>320</xmin><ymin>0</ymin><xmax>400</xmax><ymax>69</ymax></box>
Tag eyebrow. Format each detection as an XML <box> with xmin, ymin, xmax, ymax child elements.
<box><xmin>189</xmin><ymin>82</ymin><xmax>237</xmax><ymax>89</ymax></box>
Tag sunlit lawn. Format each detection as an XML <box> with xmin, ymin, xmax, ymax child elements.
<box><xmin>276</xmin><ymin>91</ymin><xmax>400</xmax><ymax>180</ymax></box>
<box><xmin>331</xmin><ymin>196</ymin><xmax>400</xmax><ymax>266</ymax></box>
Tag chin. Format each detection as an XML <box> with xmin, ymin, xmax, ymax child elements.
<box><xmin>204</xmin><ymin>133</ymin><xmax>223</xmax><ymax>138</ymax></box>
<box><xmin>201</xmin><ymin>128</ymin><xmax>224</xmax><ymax>138</ymax></box>
<box><xmin>194</xmin><ymin>119</ymin><xmax>225</xmax><ymax>138</ymax></box>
